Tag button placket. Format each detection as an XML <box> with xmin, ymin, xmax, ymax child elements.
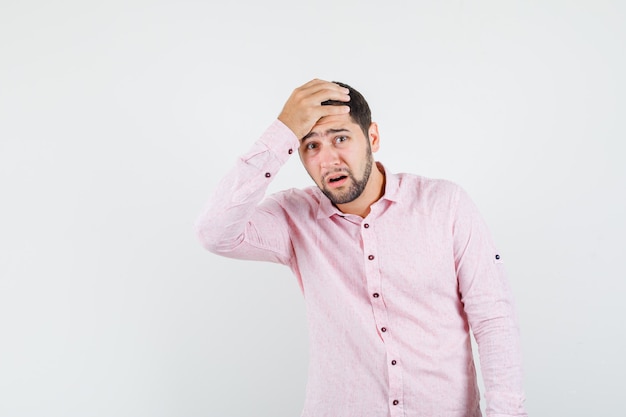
<box><xmin>387</xmin><ymin>331</ymin><xmax>405</xmax><ymax>413</ymax></box>
<box><xmin>361</xmin><ymin>221</ymin><xmax>383</xmax><ymax>324</ymax></box>
<box><xmin>361</xmin><ymin>217</ymin><xmax>404</xmax><ymax>415</ymax></box>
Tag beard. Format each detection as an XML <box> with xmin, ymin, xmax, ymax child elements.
<box><xmin>320</xmin><ymin>153</ymin><xmax>374</xmax><ymax>205</ymax></box>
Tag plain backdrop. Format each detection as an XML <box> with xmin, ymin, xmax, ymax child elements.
<box><xmin>1</xmin><ymin>1</ymin><xmax>624</xmax><ymax>416</ymax></box>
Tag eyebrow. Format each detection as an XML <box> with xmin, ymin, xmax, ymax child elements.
<box><xmin>301</xmin><ymin>128</ymin><xmax>350</xmax><ymax>142</ymax></box>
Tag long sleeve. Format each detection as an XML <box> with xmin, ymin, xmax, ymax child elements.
<box><xmin>452</xmin><ymin>187</ymin><xmax>527</xmax><ymax>417</ymax></box>
<box><xmin>195</xmin><ymin>119</ymin><xmax>300</xmax><ymax>265</ymax></box>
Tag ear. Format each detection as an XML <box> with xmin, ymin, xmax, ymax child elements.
<box><xmin>368</xmin><ymin>122</ymin><xmax>380</xmax><ymax>153</ymax></box>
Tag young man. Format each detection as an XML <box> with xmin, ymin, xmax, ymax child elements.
<box><xmin>196</xmin><ymin>79</ymin><xmax>527</xmax><ymax>417</ymax></box>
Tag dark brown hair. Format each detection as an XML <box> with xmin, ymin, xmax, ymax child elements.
<box><xmin>322</xmin><ymin>81</ymin><xmax>372</xmax><ymax>137</ymax></box>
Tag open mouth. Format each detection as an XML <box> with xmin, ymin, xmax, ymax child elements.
<box><xmin>326</xmin><ymin>173</ymin><xmax>349</xmax><ymax>188</ymax></box>
<box><xmin>329</xmin><ymin>175</ymin><xmax>348</xmax><ymax>183</ymax></box>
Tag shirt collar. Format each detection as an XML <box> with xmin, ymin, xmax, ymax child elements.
<box><xmin>316</xmin><ymin>162</ymin><xmax>400</xmax><ymax>219</ymax></box>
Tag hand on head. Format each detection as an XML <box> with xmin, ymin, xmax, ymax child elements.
<box><xmin>278</xmin><ymin>79</ymin><xmax>350</xmax><ymax>140</ymax></box>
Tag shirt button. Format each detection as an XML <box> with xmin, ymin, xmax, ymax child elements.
<box><xmin>265</xmin><ymin>172</ymin><xmax>271</xmax><ymax>178</ymax></box>
<box><xmin>381</xmin><ymin>327</ymin><xmax>387</xmax><ymax>332</ymax></box>
<box><xmin>392</xmin><ymin>400</ymin><xmax>399</xmax><ymax>406</ymax></box>
<box><xmin>372</xmin><ymin>293</ymin><xmax>379</xmax><ymax>298</ymax></box>
<box><xmin>368</xmin><ymin>255</ymin><xmax>375</xmax><ymax>260</ymax></box>
<box><xmin>288</xmin><ymin>148</ymin><xmax>293</xmax><ymax>154</ymax></box>
<box><xmin>391</xmin><ymin>360</ymin><xmax>397</xmax><ymax>365</ymax></box>
<box><xmin>363</xmin><ymin>223</ymin><xmax>369</xmax><ymax>228</ymax></box>
<box><xmin>495</xmin><ymin>254</ymin><xmax>501</xmax><ymax>260</ymax></box>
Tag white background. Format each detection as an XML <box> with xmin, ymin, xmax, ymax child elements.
<box><xmin>1</xmin><ymin>1</ymin><xmax>624</xmax><ymax>416</ymax></box>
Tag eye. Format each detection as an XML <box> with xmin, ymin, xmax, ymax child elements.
<box><xmin>334</xmin><ymin>136</ymin><xmax>348</xmax><ymax>144</ymax></box>
<box><xmin>305</xmin><ymin>142</ymin><xmax>318</xmax><ymax>151</ymax></box>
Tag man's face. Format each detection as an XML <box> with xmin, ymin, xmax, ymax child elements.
<box><xmin>298</xmin><ymin>113</ymin><xmax>379</xmax><ymax>205</ymax></box>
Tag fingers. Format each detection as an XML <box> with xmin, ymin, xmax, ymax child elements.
<box><xmin>298</xmin><ymin>79</ymin><xmax>350</xmax><ymax>104</ymax></box>
<box><xmin>278</xmin><ymin>79</ymin><xmax>351</xmax><ymax>139</ymax></box>
<box><xmin>319</xmin><ymin>102</ymin><xmax>351</xmax><ymax>117</ymax></box>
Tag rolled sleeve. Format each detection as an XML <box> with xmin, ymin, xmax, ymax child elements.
<box><xmin>452</xmin><ymin>186</ymin><xmax>527</xmax><ymax>417</ymax></box>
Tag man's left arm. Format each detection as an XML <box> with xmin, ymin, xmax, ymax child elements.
<box><xmin>452</xmin><ymin>186</ymin><xmax>528</xmax><ymax>417</ymax></box>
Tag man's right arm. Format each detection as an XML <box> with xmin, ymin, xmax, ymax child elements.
<box><xmin>194</xmin><ymin>79</ymin><xmax>351</xmax><ymax>264</ymax></box>
<box><xmin>195</xmin><ymin>119</ymin><xmax>299</xmax><ymax>264</ymax></box>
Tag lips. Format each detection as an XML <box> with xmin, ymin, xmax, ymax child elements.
<box><xmin>329</xmin><ymin>175</ymin><xmax>347</xmax><ymax>183</ymax></box>
<box><xmin>325</xmin><ymin>172</ymin><xmax>349</xmax><ymax>188</ymax></box>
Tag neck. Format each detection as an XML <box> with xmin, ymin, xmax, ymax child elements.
<box><xmin>336</xmin><ymin>162</ymin><xmax>385</xmax><ymax>218</ymax></box>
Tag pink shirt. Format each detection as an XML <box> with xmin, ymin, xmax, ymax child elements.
<box><xmin>196</xmin><ymin>120</ymin><xmax>526</xmax><ymax>417</ymax></box>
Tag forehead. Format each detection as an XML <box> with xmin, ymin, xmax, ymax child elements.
<box><xmin>309</xmin><ymin>113</ymin><xmax>360</xmax><ymax>135</ymax></box>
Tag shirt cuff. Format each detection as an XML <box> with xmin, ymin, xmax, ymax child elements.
<box><xmin>258</xmin><ymin>119</ymin><xmax>299</xmax><ymax>165</ymax></box>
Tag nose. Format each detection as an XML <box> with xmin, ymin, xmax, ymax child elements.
<box><xmin>318</xmin><ymin>143</ymin><xmax>340</xmax><ymax>169</ymax></box>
